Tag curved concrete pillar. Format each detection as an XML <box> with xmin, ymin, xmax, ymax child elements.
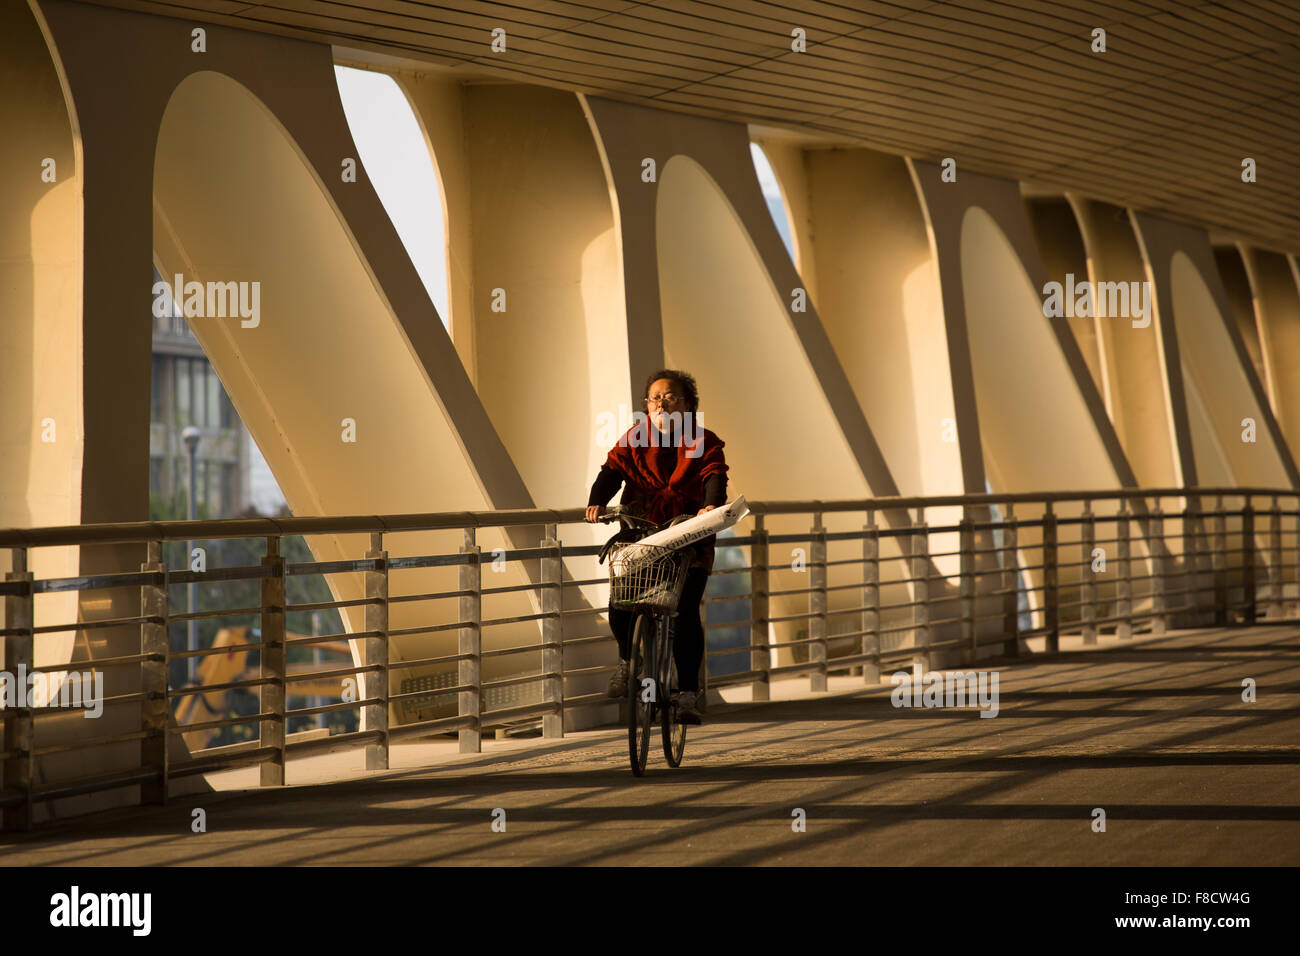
<box><xmin>396</xmin><ymin>77</ymin><xmax>635</xmax><ymax>622</ymax></box>
<box><xmin>911</xmin><ymin>163</ymin><xmax>1138</xmax><ymax>635</ymax></box>
<box><xmin>583</xmin><ymin>95</ymin><xmax>937</xmax><ymax>666</ymax></box>
<box><xmin>1026</xmin><ymin>196</ymin><xmax>1106</xmax><ymax>401</ymax></box>
<box><xmin>1239</xmin><ymin>247</ymin><xmax>1300</xmax><ymax>454</ymax></box>
<box><xmin>581</xmin><ymin>95</ymin><xmax>900</xmax><ymax>502</ymax></box>
<box><xmin>960</xmin><ymin>207</ymin><xmax>1122</xmax><ymax>494</ymax></box>
<box><xmin>1215</xmin><ymin>245</ymin><xmax>1267</xmax><ymax>388</ymax></box>
<box><xmin>19</xmin><ymin>0</ymin><xmax>612</xmax><ymax>813</ymax></box>
<box><xmin>1167</xmin><ymin>252</ymin><xmax>1294</xmax><ymax>488</ymax></box>
<box><xmin>0</xmin><ymin>0</ymin><xmax>146</xmax><ymax>822</ymax></box>
<box><xmin>152</xmin><ymin>69</ymin><xmax>553</xmax><ymax>727</ymax></box>
<box><xmin>655</xmin><ymin>152</ymin><xmax>894</xmax><ymax>664</ymax></box>
<box><xmin>384</xmin><ymin>69</ymin><xmax>476</xmax><ymax>385</ymax></box>
<box><xmin>747</xmin><ymin>143</ymin><xmax>967</xmax><ymax>645</ymax></box>
<box><xmin>802</xmin><ymin>148</ymin><xmax>958</xmax><ymax>503</ymax></box>
<box><xmin>0</xmin><ymin>0</ymin><xmax>82</xmax><ymax>669</ymax></box>
<box><xmin>910</xmin><ymin>164</ymin><xmax>1135</xmax><ymax>496</ymax></box>
<box><xmin>1068</xmin><ymin>197</ymin><xmax>1179</xmax><ymax>486</ymax></box>
<box><xmin>1130</xmin><ymin>212</ymin><xmax>1300</xmax><ymax>491</ymax></box>
<box><xmin>748</xmin><ymin>138</ymin><xmax>806</xmax><ymax>276</ymax></box>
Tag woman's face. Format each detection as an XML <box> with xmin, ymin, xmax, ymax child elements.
<box><xmin>645</xmin><ymin>377</ymin><xmax>687</xmax><ymax>434</ymax></box>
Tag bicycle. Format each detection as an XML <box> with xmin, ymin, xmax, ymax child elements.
<box><xmin>596</xmin><ymin>507</ymin><xmax>696</xmax><ymax>777</ymax></box>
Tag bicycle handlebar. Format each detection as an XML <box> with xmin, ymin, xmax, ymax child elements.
<box><xmin>594</xmin><ymin>506</ymin><xmax>658</xmax><ymax>529</ymax></box>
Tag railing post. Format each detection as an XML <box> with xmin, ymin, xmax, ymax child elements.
<box><xmin>1081</xmin><ymin>500</ymin><xmax>1097</xmax><ymax>646</ymax></box>
<box><xmin>364</xmin><ymin>532</ymin><xmax>389</xmax><ymax>771</ymax></box>
<box><xmin>140</xmin><ymin>540</ymin><xmax>169</xmax><ymax>806</ymax></box>
<box><xmin>459</xmin><ymin>527</ymin><xmax>482</xmax><ymax>752</ymax></box>
<box><xmin>2</xmin><ymin>547</ymin><xmax>34</xmax><ymax>831</ymax></box>
<box><xmin>1186</xmin><ymin>497</ymin><xmax>1205</xmax><ymax>626</ymax></box>
<box><xmin>1212</xmin><ymin>494</ymin><xmax>1227</xmax><ymax>627</ymax></box>
<box><xmin>959</xmin><ymin>506</ymin><xmax>976</xmax><ymax>665</ymax></box>
<box><xmin>911</xmin><ymin>507</ymin><xmax>930</xmax><ymax>671</ymax></box>
<box><xmin>260</xmin><ymin>536</ymin><xmax>286</xmax><ymax>786</ymax></box>
<box><xmin>540</xmin><ymin>524</ymin><xmax>564</xmax><ymax>738</ymax></box>
<box><xmin>1242</xmin><ymin>500</ymin><xmax>1256</xmax><ymax>625</ymax></box>
<box><xmin>700</xmin><ymin>592</ymin><xmax>709</xmax><ymax>703</ymax></box>
<box><xmin>809</xmin><ymin>513</ymin><xmax>828</xmax><ymax>693</ymax></box>
<box><xmin>1292</xmin><ymin>496</ymin><xmax>1300</xmax><ymax>618</ymax></box>
<box><xmin>1116</xmin><ymin>504</ymin><xmax>1133</xmax><ymax>640</ymax></box>
<box><xmin>861</xmin><ymin>509</ymin><xmax>880</xmax><ymax>684</ymax></box>
<box><xmin>1043</xmin><ymin>502</ymin><xmax>1059</xmax><ymax>653</ymax></box>
<box><xmin>749</xmin><ymin>515</ymin><xmax>770</xmax><ymax>702</ymax></box>
<box><xmin>1148</xmin><ymin>504</ymin><xmax>1167</xmax><ymax>636</ymax></box>
<box><xmin>1001</xmin><ymin>503</ymin><xmax>1021</xmax><ymax>657</ymax></box>
<box><xmin>1269</xmin><ymin>494</ymin><xmax>1284</xmax><ymax>619</ymax></box>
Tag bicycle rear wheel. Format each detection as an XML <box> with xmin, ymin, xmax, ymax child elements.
<box><xmin>661</xmin><ymin>646</ymin><xmax>687</xmax><ymax>767</ymax></box>
<box><xmin>627</xmin><ymin>612</ymin><xmax>654</xmax><ymax>776</ymax></box>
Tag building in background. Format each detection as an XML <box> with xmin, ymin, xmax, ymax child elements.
<box><xmin>150</xmin><ymin>266</ymin><xmax>285</xmax><ymax>519</ymax></box>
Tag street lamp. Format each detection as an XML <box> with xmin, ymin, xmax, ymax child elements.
<box><xmin>182</xmin><ymin>425</ymin><xmax>201</xmax><ymax>686</ymax></box>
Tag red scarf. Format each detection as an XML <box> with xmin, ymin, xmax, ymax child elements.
<box><xmin>605</xmin><ymin>423</ymin><xmax>728</xmax><ymax>525</ymax></box>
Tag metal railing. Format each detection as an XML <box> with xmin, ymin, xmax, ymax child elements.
<box><xmin>2</xmin><ymin>486</ymin><xmax>1296</xmax><ymax>830</ymax></box>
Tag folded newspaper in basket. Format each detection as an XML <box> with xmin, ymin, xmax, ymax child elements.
<box><xmin>615</xmin><ymin>495</ymin><xmax>750</xmax><ymax>573</ymax></box>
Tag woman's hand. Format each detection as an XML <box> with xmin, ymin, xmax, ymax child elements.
<box><xmin>585</xmin><ymin>505</ymin><xmax>604</xmax><ymax>523</ymax></box>
<box><xmin>697</xmin><ymin>505</ymin><xmax>716</xmax><ymax>516</ymax></box>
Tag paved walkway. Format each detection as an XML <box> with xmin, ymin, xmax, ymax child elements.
<box><xmin>3</xmin><ymin>626</ymin><xmax>1298</xmax><ymax>865</ymax></box>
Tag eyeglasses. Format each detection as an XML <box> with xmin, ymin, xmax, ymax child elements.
<box><xmin>644</xmin><ymin>394</ymin><xmax>681</xmax><ymax>408</ymax></box>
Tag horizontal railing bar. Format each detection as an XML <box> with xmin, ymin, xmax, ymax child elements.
<box><xmin>285</xmin><ymin>596</ymin><xmax>378</xmax><ymax>613</ymax></box>
<box><xmin>287</xmin><ymin>729</ymin><xmax>385</xmax><ymax>757</ymax></box>
<box><xmin>32</xmin><ymin>570</ymin><xmax>157</xmax><ymax>593</ymax></box>
<box><xmin>0</xmin><ymin>767</ymin><xmax>161</xmax><ymax>807</ymax></box>
<box><xmin>385</xmin><ymin>651</ymin><xmax>474</xmax><ymax>670</ymax></box>
<box><xmin>171</xmin><ymin>605</ymin><xmax>264</xmax><ymax>623</ymax></box>
<box><xmin>480</xmin><ymin>643</ymin><xmax>547</xmax><ymax>660</ymax></box>
<box><xmin>481</xmin><ymin>701</ymin><xmax>559</xmax><ymax>724</ymax></box>
<box><xmin>286</xmin><ymin>698</ymin><xmax>376</xmax><ymax>717</ymax></box>
<box><xmin>168</xmin><ymin>676</ymin><xmax>277</xmax><ymax>697</ymax></box>
<box><xmin>284</xmin><ymin>664</ymin><xmax>381</xmax><ymax>683</ymax></box>
<box><xmin>172</xmin><ymin>641</ymin><xmax>261</xmax><ymax>659</ymax></box>
<box><xmin>388</xmin><ymin>715</ymin><xmax>476</xmax><ymax>740</ymax></box>
<box><xmin>169</xmin><ymin>748</ymin><xmax>278</xmax><ymax>779</ymax></box>
<box><xmin>170</xmin><ymin>565</ymin><xmax>274</xmax><ymax>585</ymax></box>
<box><xmin>30</xmin><ymin>615</ymin><xmax>159</xmax><ymax>638</ymax></box>
<box><xmin>389</xmin><ymin>684</ymin><xmax>472</xmax><ymax>703</ymax></box>
<box><xmin>26</xmin><ymin>652</ymin><xmax>162</xmax><ymax>672</ymax></box>
<box><xmin>6</xmin><ymin>487</ymin><xmax>1295</xmax><ymax>548</ymax></box>
<box><xmin>170</xmin><ymin>711</ymin><xmax>275</xmax><ymax>734</ymax></box>
<box><xmin>286</xmin><ymin>558</ymin><xmax>380</xmax><ymax>576</ymax></box>
<box><xmin>388</xmin><ymin>620</ymin><xmax>470</xmax><ymax>638</ymax></box>
<box><xmin>31</xmin><ymin>728</ymin><xmax>153</xmax><ymax>755</ymax></box>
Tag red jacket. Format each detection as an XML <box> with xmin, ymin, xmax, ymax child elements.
<box><xmin>602</xmin><ymin>425</ymin><xmax>729</xmax><ymax>569</ymax></box>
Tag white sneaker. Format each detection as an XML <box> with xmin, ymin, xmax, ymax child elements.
<box><xmin>676</xmin><ymin>690</ymin><xmax>703</xmax><ymax>724</ymax></box>
<box><xmin>606</xmin><ymin>659</ymin><xmax>629</xmax><ymax>698</ymax></box>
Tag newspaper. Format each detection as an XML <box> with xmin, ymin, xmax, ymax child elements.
<box><xmin>615</xmin><ymin>495</ymin><xmax>750</xmax><ymax>571</ymax></box>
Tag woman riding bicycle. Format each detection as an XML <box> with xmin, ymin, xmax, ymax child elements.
<box><xmin>584</xmin><ymin>369</ymin><xmax>728</xmax><ymax>725</ymax></box>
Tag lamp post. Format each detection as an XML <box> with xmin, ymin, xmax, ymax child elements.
<box><xmin>182</xmin><ymin>425</ymin><xmax>201</xmax><ymax>686</ymax></box>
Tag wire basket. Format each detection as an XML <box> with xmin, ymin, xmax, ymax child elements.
<box><xmin>607</xmin><ymin>541</ymin><xmax>693</xmax><ymax>612</ymax></box>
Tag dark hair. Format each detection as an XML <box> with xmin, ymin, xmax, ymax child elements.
<box><xmin>643</xmin><ymin>368</ymin><xmax>699</xmax><ymax>412</ymax></box>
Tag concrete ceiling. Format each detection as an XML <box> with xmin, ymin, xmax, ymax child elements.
<box><xmin>71</xmin><ymin>0</ymin><xmax>1300</xmax><ymax>251</ymax></box>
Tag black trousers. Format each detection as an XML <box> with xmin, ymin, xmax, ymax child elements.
<box><xmin>609</xmin><ymin>566</ymin><xmax>709</xmax><ymax>692</ymax></box>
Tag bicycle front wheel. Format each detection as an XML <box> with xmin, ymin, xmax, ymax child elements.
<box><xmin>662</xmin><ymin>649</ymin><xmax>687</xmax><ymax>767</ymax></box>
<box><xmin>627</xmin><ymin>612</ymin><xmax>654</xmax><ymax>776</ymax></box>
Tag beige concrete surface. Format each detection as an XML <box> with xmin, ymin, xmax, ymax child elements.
<box><xmin>3</xmin><ymin>626</ymin><xmax>1296</xmax><ymax>866</ymax></box>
